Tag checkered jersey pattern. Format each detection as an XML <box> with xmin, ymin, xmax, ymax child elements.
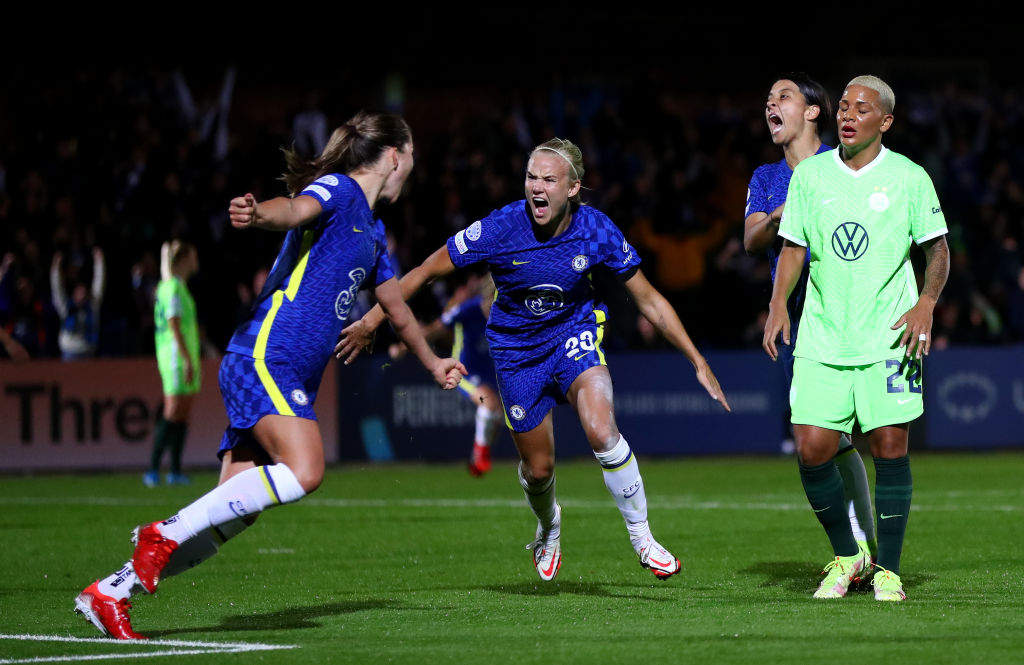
<box><xmin>446</xmin><ymin>201</ymin><xmax>638</xmax><ymax>370</ymax></box>
<box><xmin>227</xmin><ymin>174</ymin><xmax>394</xmax><ymax>381</ymax></box>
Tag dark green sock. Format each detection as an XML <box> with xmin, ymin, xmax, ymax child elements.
<box><xmin>799</xmin><ymin>460</ymin><xmax>859</xmax><ymax>557</ymax></box>
<box><xmin>149</xmin><ymin>415</ymin><xmax>169</xmax><ymax>473</ymax></box>
<box><xmin>166</xmin><ymin>421</ymin><xmax>187</xmax><ymax>475</ymax></box>
<box><xmin>874</xmin><ymin>455</ymin><xmax>912</xmax><ymax>575</ymax></box>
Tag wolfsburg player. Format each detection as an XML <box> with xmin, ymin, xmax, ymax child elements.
<box><xmin>763</xmin><ymin>76</ymin><xmax>950</xmax><ymax>602</ymax></box>
<box><xmin>75</xmin><ymin>111</ymin><xmax>466</xmax><ymax>639</ymax></box>
<box><xmin>144</xmin><ymin>240</ymin><xmax>201</xmax><ymax>488</ymax></box>
<box><xmin>744</xmin><ymin>73</ymin><xmax>876</xmax><ymax>559</ymax></box>
<box><xmin>338</xmin><ymin>138</ymin><xmax>731</xmax><ymax>582</ymax></box>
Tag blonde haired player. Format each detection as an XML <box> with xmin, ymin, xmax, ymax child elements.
<box><xmin>765</xmin><ymin>75</ymin><xmax>950</xmax><ymax>601</ymax></box>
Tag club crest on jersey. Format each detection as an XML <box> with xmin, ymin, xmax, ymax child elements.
<box><xmin>335</xmin><ymin>268</ymin><xmax>367</xmax><ymax>320</ymax></box>
<box><xmin>869</xmin><ymin>191</ymin><xmax>890</xmax><ymax>212</ymax></box>
<box><xmin>291</xmin><ymin>389</ymin><xmax>309</xmax><ymax>406</ymax></box>
<box><xmin>572</xmin><ymin>254</ymin><xmax>589</xmax><ymax>272</ymax></box>
<box><xmin>509</xmin><ymin>405</ymin><xmax>526</xmax><ymax>421</ymax></box>
<box><xmin>466</xmin><ymin>220</ymin><xmax>482</xmax><ymax>241</ymax></box>
<box><xmin>524</xmin><ymin>284</ymin><xmax>565</xmax><ymax>316</ymax></box>
<box><xmin>832</xmin><ymin>222</ymin><xmax>869</xmax><ymax>261</ymax></box>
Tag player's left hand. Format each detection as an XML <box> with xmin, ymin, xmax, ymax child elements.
<box><xmin>695</xmin><ymin>359</ymin><xmax>731</xmax><ymax>413</ymax></box>
<box><xmin>893</xmin><ymin>295</ymin><xmax>936</xmax><ymax>360</ymax></box>
<box><xmin>335</xmin><ymin>319</ymin><xmax>375</xmax><ymax>364</ymax></box>
<box><xmin>432</xmin><ymin>358</ymin><xmax>468</xmax><ymax>390</ymax></box>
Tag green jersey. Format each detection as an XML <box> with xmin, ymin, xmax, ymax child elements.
<box><xmin>779</xmin><ymin>147</ymin><xmax>947</xmax><ymax>365</ymax></box>
<box><xmin>155</xmin><ymin>277</ymin><xmax>200</xmax><ymax>392</ymax></box>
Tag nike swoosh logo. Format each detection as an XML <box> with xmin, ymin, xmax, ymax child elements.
<box><xmin>573</xmin><ymin>350</ymin><xmax>593</xmax><ymax>361</ymax></box>
<box><xmin>813</xmin><ymin>506</ymin><xmax>830</xmax><ymax>513</ymax></box>
<box><xmin>512</xmin><ymin>259</ymin><xmax>530</xmax><ymax>265</ymax></box>
<box><xmin>649</xmin><ymin>555</ymin><xmax>673</xmax><ymax>568</ymax></box>
<box><xmin>540</xmin><ymin>551</ymin><xmax>558</xmax><ymax>577</ymax></box>
<box><xmin>897</xmin><ymin>398</ymin><xmax>913</xmax><ymax>405</ymax></box>
<box><xmin>623</xmin><ymin>486</ymin><xmax>641</xmax><ymax>499</ymax></box>
<box><xmin>822</xmin><ymin>198</ymin><xmax>836</xmax><ymax>205</ymax></box>
<box><xmin>880</xmin><ymin>514</ymin><xmax>903</xmax><ymax>520</ymax></box>
<box><xmin>352</xmin><ymin>227</ymin><xmax>364</xmax><ymax>233</ymax></box>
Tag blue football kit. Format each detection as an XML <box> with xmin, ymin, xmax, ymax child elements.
<box><xmin>446</xmin><ymin>201</ymin><xmax>640</xmax><ymax>431</ymax></box>
<box><xmin>219</xmin><ymin>174</ymin><xmax>395</xmax><ymax>454</ymax></box>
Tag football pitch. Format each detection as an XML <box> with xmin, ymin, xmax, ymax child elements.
<box><xmin>2</xmin><ymin>452</ymin><xmax>1022</xmax><ymax>664</ymax></box>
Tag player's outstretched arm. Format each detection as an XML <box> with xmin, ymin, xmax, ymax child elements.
<box><xmin>373</xmin><ymin>277</ymin><xmax>466</xmax><ymax>389</ymax></box>
<box><xmin>743</xmin><ymin>202</ymin><xmax>786</xmax><ymax>254</ymax></box>
<box><xmin>335</xmin><ymin>245</ymin><xmax>457</xmax><ymax>363</ymax></box>
<box><xmin>762</xmin><ymin>240</ymin><xmax>804</xmax><ymax>361</ymax></box>
<box><xmin>228</xmin><ymin>193</ymin><xmax>322</xmax><ymax>231</ymax></box>
<box><xmin>892</xmin><ymin>234</ymin><xmax>950</xmax><ymax>359</ymax></box>
<box><xmin>625</xmin><ymin>269</ymin><xmax>731</xmax><ymax>412</ymax></box>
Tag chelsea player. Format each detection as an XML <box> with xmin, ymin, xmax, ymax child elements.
<box><xmin>339</xmin><ymin>138</ymin><xmax>731</xmax><ymax>582</ymax></box>
<box><xmin>75</xmin><ymin>111</ymin><xmax>466</xmax><ymax>639</ymax></box>
<box><xmin>745</xmin><ymin>74</ymin><xmax>877</xmax><ymax>563</ymax></box>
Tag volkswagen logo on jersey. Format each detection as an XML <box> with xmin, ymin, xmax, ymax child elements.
<box><xmin>572</xmin><ymin>254</ymin><xmax>589</xmax><ymax>272</ymax></box>
<box><xmin>291</xmin><ymin>389</ymin><xmax>309</xmax><ymax>406</ymax></box>
<box><xmin>509</xmin><ymin>405</ymin><xmax>526</xmax><ymax>421</ymax></box>
<box><xmin>466</xmin><ymin>220</ymin><xmax>482</xmax><ymax>241</ymax></box>
<box><xmin>525</xmin><ymin>284</ymin><xmax>565</xmax><ymax>316</ymax></box>
<box><xmin>832</xmin><ymin>222</ymin><xmax>869</xmax><ymax>261</ymax></box>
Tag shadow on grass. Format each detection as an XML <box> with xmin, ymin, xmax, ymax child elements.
<box><xmin>482</xmin><ymin>580</ymin><xmax>673</xmax><ymax>601</ymax></box>
<box><xmin>147</xmin><ymin>599</ymin><xmax>396</xmax><ymax>636</ymax></box>
<box><xmin>741</xmin><ymin>560</ymin><xmax>938</xmax><ymax>595</ymax></box>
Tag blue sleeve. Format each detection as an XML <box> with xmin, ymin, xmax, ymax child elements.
<box><xmin>745</xmin><ymin>166</ymin><xmax>770</xmax><ymax>217</ymax></box>
<box><xmin>300</xmin><ymin>174</ymin><xmax>345</xmax><ymax>215</ymax></box>
<box><xmin>595</xmin><ymin>212</ymin><xmax>641</xmax><ymax>279</ymax></box>
<box><xmin>371</xmin><ymin>219</ymin><xmax>395</xmax><ymax>286</ymax></box>
<box><xmin>446</xmin><ymin>216</ymin><xmax>500</xmax><ymax>269</ymax></box>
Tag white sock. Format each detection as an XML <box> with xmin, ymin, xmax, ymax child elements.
<box><xmin>95</xmin><ymin>519</ymin><xmax>249</xmax><ymax>601</ymax></box>
<box><xmin>474</xmin><ymin>404</ymin><xmax>499</xmax><ymax>447</ymax></box>
<box><xmin>158</xmin><ymin>464</ymin><xmax>305</xmax><ymax>543</ymax></box>
<box><xmin>594</xmin><ymin>435</ymin><xmax>650</xmax><ymax>547</ymax></box>
<box><xmin>834</xmin><ymin>437</ymin><xmax>875</xmax><ymax>544</ymax></box>
<box><xmin>518</xmin><ymin>462</ymin><xmax>559</xmax><ymax>539</ymax></box>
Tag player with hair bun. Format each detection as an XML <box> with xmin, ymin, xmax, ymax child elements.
<box><xmin>75</xmin><ymin>111</ymin><xmax>466</xmax><ymax>639</ymax></box>
<box><xmin>339</xmin><ymin>137</ymin><xmax>730</xmax><ymax>582</ymax></box>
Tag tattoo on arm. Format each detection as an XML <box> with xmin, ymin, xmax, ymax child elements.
<box><xmin>921</xmin><ymin>236</ymin><xmax>950</xmax><ymax>300</ymax></box>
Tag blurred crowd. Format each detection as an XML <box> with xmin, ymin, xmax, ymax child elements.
<box><xmin>1</xmin><ymin>63</ymin><xmax>1022</xmax><ymax>361</ymax></box>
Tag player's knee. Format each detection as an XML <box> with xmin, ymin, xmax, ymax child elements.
<box><xmin>584</xmin><ymin>423</ymin><xmax>620</xmax><ymax>453</ymax></box>
<box><xmin>288</xmin><ymin>462</ymin><xmax>324</xmax><ymax>494</ymax></box>
<box><xmin>520</xmin><ymin>458</ymin><xmax>554</xmax><ymax>485</ymax></box>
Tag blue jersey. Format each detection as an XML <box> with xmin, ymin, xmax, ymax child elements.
<box><xmin>446</xmin><ymin>201</ymin><xmax>640</xmax><ymax>369</ymax></box>
<box><xmin>441</xmin><ymin>295</ymin><xmax>493</xmax><ymax>382</ymax></box>
<box><xmin>745</xmin><ymin>144</ymin><xmax>831</xmax><ymax>335</ymax></box>
<box><xmin>227</xmin><ymin>174</ymin><xmax>395</xmax><ymax>383</ymax></box>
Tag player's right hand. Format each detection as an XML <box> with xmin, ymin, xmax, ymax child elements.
<box><xmin>228</xmin><ymin>193</ymin><xmax>257</xmax><ymax>228</ymax></box>
<box><xmin>335</xmin><ymin>319</ymin><xmax>375</xmax><ymax>364</ymax></box>
<box><xmin>762</xmin><ymin>301</ymin><xmax>791</xmax><ymax>362</ymax></box>
<box><xmin>432</xmin><ymin>357</ymin><xmax>468</xmax><ymax>390</ymax></box>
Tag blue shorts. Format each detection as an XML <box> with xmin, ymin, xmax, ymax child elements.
<box><xmin>493</xmin><ymin>318</ymin><xmax>607</xmax><ymax>433</ymax></box>
<box><xmin>217</xmin><ymin>352</ymin><xmax>321</xmax><ymax>458</ymax></box>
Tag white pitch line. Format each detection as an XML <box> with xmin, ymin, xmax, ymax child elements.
<box><xmin>0</xmin><ymin>634</ymin><xmax>296</xmax><ymax>665</ymax></box>
<box><xmin>0</xmin><ymin>496</ymin><xmax>1021</xmax><ymax>512</ymax></box>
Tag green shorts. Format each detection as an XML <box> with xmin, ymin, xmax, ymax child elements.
<box><xmin>158</xmin><ymin>352</ymin><xmax>201</xmax><ymax>396</ymax></box>
<box><xmin>790</xmin><ymin>355</ymin><xmax>923</xmax><ymax>433</ymax></box>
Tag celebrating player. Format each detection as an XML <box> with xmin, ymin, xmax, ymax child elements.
<box><xmin>338</xmin><ymin>138</ymin><xmax>731</xmax><ymax>582</ymax></box>
<box><xmin>745</xmin><ymin>74</ymin><xmax>877</xmax><ymax>560</ymax></box>
<box><xmin>75</xmin><ymin>111</ymin><xmax>466</xmax><ymax>639</ymax></box>
<box><xmin>144</xmin><ymin>240</ymin><xmax>201</xmax><ymax>487</ymax></box>
<box><xmin>763</xmin><ymin>76</ymin><xmax>950</xmax><ymax>601</ymax></box>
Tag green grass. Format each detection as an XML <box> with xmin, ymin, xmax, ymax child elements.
<box><xmin>2</xmin><ymin>453</ymin><xmax>1023</xmax><ymax>664</ymax></box>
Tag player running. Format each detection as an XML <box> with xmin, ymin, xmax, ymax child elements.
<box><xmin>144</xmin><ymin>240</ymin><xmax>201</xmax><ymax>487</ymax></box>
<box><xmin>75</xmin><ymin>111</ymin><xmax>466</xmax><ymax>639</ymax></box>
<box><xmin>764</xmin><ymin>76</ymin><xmax>950</xmax><ymax>601</ymax></box>
<box><xmin>745</xmin><ymin>74</ymin><xmax>877</xmax><ymax>562</ymax></box>
<box><xmin>338</xmin><ymin>138</ymin><xmax>731</xmax><ymax>582</ymax></box>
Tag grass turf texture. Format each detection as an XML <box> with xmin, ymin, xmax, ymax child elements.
<box><xmin>1</xmin><ymin>453</ymin><xmax>1022</xmax><ymax>664</ymax></box>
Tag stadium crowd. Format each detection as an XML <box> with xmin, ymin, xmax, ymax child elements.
<box><xmin>1</xmin><ymin>64</ymin><xmax>1022</xmax><ymax>360</ymax></box>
